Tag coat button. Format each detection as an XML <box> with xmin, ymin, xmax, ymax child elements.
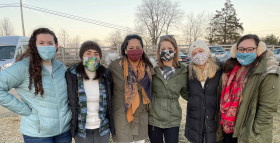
<box><xmin>206</xmin><ymin>116</ymin><xmax>208</xmax><ymax>118</ymax></box>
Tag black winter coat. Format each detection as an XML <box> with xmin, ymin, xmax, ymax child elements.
<box><xmin>185</xmin><ymin>65</ymin><xmax>222</xmax><ymax>143</ymax></box>
<box><xmin>65</xmin><ymin>66</ymin><xmax>115</xmax><ymax>137</ymax></box>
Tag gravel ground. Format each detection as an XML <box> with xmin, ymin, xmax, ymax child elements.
<box><xmin>0</xmin><ymin>90</ymin><xmax>279</xmax><ymax>143</ymax></box>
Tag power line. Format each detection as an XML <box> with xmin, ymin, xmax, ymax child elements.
<box><xmin>22</xmin><ymin>4</ymin><xmax>133</xmax><ymax>32</ymax></box>
<box><xmin>0</xmin><ymin>3</ymin><xmax>20</xmax><ymax>8</ymax></box>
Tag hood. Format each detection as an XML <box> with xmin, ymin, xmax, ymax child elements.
<box><xmin>264</xmin><ymin>50</ymin><xmax>280</xmax><ymax>75</ymax></box>
<box><xmin>255</xmin><ymin>50</ymin><xmax>280</xmax><ymax>76</ymax></box>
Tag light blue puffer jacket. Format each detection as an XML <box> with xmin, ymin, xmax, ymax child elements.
<box><xmin>0</xmin><ymin>58</ymin><xmax>71</xmax><ymax>137</ymax></box>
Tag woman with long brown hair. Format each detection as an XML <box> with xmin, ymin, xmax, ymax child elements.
<box><xmin>109</xmin><ymin>34</ymin><xmax>153</xmax><ymax>143</ymax></box>
<box><xmin>66</xmin><ymin>41</ymin><xmax>115</xmax><ymax>143</ymax></box>
<box><xmin>217</xmin><ymin>34</ymin><xmax>280</xmax><ymax>143</ymax></box>
<box><xmin>0</xmin><ymin>28</ymin><xmax>72</xmax><ymax>143</ymax></box>
<box><xmin>148</xmin><ymin>35</ymin><xmax>188</xmax><ymax>143</ymax></box>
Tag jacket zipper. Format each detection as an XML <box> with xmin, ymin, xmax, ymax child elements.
<box><xmin>38</xmin><ymin>120</ymin><xmax>40</xmax><ymax>133</ymax></box>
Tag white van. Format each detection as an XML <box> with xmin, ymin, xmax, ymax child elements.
<box><xmin>0</xmin><ymin>36</ymin><xmax>29</xmax><ymax>71</ymax></box>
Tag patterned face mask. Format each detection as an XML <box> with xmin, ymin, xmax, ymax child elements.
<box><xmin>83</xmin><ymin>57</ymin><xmax>101</xmax><ymax>72</ymax></box>
<box><xmin>160</xmin><ymin>50</ymin><xmax>175</xmax><ymax>61</ymax></box>
<box><xmin>192</xmin><ymin>52</ymin><xmax>208</xmax><ymax>65</ymax></box>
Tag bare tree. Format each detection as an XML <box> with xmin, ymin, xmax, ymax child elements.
<box><xmin>70</xmin><ymin>35</ymin><xmax>80</xmax><ymax>48</ymax></box>
<box><xmin>58</xmin><ymin>28</ymin><xmax>70</xmax><ymax>48</ymax></box>
<box><xmin>183</xmin><ymin>12</ymin><xmax>209</xmax><ymax>44</ymax></box>
<box><xmin>107</xmin><ymin>30</ymin><xmax>124</xmax><ymax>47</ymax></box>
<box><xmin>0</xmin><ymin>17</ymin><xmax>15</xmax><ymax>36</ymax></box>
<box><xmin>136</xmin><ymin>0</ymin><xmax>183</xmax><ymax>46</ymax></box>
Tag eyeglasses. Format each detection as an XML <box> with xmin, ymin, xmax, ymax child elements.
<box><xmin>237</xmin><ymin>47</ymin><xmax>256</xmax><ymax>53</ymax></box>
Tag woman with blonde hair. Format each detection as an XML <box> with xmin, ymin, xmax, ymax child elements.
<box><xmin>148</xmin><ymin>35</ymin><xmax>188</xmax><ymax>143</ymax></box>
<box><xmin>184</xmin><ymin>40</ymin><xmax>222</xmax><ymax>143</ymax></box>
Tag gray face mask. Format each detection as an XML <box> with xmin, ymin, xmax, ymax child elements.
<box><xmin>160</xmin><ymin>50</ymin><xmax>174</xmax><ymax>61</ymax></box>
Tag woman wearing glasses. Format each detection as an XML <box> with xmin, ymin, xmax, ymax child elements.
<box><xmin>217</xmin><ymin>34</ymin><xmax>280</xmax><ymax>143</ymax></box>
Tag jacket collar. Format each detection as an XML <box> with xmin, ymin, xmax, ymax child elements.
<box><xmin>155</xmin><ymin>62</ymin><xmax>187</xmax><ymax>79</ymax></box>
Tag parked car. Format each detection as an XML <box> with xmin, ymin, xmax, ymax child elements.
<box><xmin>209</xmin><ymin>46</ymin><xmax>229</xmax><ymax>62</ymax></box>
<box><xmin>0</xmin><ymin>36</ymin><xmax>29</xmax><ymax>71</ymax></box>
<box><xmin>178</xmin><ymin>52</ymin><xmax>191</xmax><ymax>64</ymax></box>
<box><xmin>273</xmin><ymin>48</ymin><xmax>280</xmax><ymax>62</ymax></box>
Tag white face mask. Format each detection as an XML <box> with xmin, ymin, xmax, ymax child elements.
<box><xmin>192</xmin><ymin>52</ymin><xmax>208</xmax><ymax>65</ymax></box>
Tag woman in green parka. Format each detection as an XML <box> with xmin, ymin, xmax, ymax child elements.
<box><xmin>148</xmin><ymin>35</ymin><xmax>188</xmax><ymax>143</ymax></box>
<box><xmin>217</xmin><ymin>34</ymin><xmax>280</xmax><ymax>143</ymax></box>
<box><xmin>109</xmin><ymin>34</ymin><xmax>153</xmax><ymax>143</ymax></box>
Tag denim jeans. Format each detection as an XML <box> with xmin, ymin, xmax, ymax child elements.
<box><xmin>74</xmin><ymin>129</ymin><xmax>110</xmax><ymax>143</ymax></box>
<box><xmin>23</xmin><ymin>130</ymin><xmax>72</xmax><ymax>143</ymax></box>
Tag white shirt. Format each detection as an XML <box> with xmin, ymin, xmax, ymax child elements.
<box><xmin>84</xmin><ymin>69</ymin><xmax>101</xmax><ymax>129</ymax></box>
<box><xmin>201</xmin><ymin>81</ymin><xmax>205</xmax><ymax>89</ymax></box>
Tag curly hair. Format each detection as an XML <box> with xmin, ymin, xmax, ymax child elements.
<box><xmin>17</xmin><ymin>28</ymin><xmax>58</xmax><ymax>96</ymax></box>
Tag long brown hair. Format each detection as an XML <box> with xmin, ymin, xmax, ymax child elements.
<box><xmin>17</xmin><ymin>28</ymin><xmax>58</xmax><ymax>96</ymax></box>
<box><xmin>157</xmin><ymin>35</ymin><xmax>179</xmax><ymax>68</ymax></box>
<box><xmin>121</xmin><ymin>34</ymin><xmax>153</xmax><ymax>68</ymax></box>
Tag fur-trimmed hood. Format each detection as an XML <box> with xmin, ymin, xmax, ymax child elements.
<box><xmin>254</xmin><ymin>50</ymin><xmax>280</xmax><ymax>76</ymax></box>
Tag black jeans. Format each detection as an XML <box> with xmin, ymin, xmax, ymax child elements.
<box><xmin>74</xmin><ymin>129</ymin><xmax>110</xmax><ymax>143</ymax></box>
<box><xmin>148</xmin><ymin>125</ymin><xmax>180</xmax><ymax>143</ymax></box>
<box><xmin>223</xmin><ymin>133</ymin><xmax>237</xmax><ymax>143</ymax></box>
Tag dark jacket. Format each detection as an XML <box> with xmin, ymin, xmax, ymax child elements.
<box><xmin>65</xmin><ymin>65</ymin><xmax>115</xmax><ymax>137</ymax></box>
<box><xmin>185</xmin><ymin>64</ymin><xmax>223</xmax><ymax>143</ymax></box>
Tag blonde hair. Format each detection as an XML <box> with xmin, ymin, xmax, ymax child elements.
<box><xmin>157</xmin><ymin>36</ymin><xmax>179</xmax><ymax>68</ymax></box>
<box><xmin>189</xmin><ymin>56</ymin><xmax>219</xmax><ymax>81</ymax></box>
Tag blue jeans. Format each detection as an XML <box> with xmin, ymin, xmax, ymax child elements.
<box><xmin>23</xmin><ymin>130</ymin><xmax>72</xmax><ymax>143</ymax></box>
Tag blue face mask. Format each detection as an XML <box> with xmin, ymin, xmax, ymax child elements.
<box><xmin>236</xmin><ymin>52</ymin><xmax>256</xmax><ymax>66</ymax></box>
<box><xmin>37</xmin><ymin>46</ymin><xmax>56</xmax><ymax>61</ymax></box>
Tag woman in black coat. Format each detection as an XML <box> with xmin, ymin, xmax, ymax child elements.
<box><xmin>65</xmin><ymin>41</ymin><xmax>115</xmax><ymax>143</ymax></box>
<box><xmin>185</xmin><ymin>40</ymin><xmax>222</xmax><ymax>143</ymax></box>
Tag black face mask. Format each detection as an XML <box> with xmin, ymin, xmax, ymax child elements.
<box><xmin>160</xmin><ymin>50</ymin><xmax>174</xmax><ymax>61</ymax></box>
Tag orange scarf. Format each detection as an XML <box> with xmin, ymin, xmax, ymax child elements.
<box><xmin>121</xmin><ymin>58</ymin><xmax>152</xmax><ymax>122</ymax></box>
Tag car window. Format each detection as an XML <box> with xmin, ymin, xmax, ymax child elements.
<box><xmin>179</xmin><ymin>52</ymin><xmax>185</xmax><ymax>56</ymax></box>
<box><xmin>0</xmin><ymin>46</ymin><xmax>16</xmax><ymax>59</ymax></box>
<box><xmin>209</xmin><ymin>46</ymin><xmax>225</xmax><ymax>53</ymax></box>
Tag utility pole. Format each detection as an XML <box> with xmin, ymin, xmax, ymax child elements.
<box><xmin>20</xmin><ymin>0</ymin><xmax>25</xmax><ymax>36</ymax></box>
